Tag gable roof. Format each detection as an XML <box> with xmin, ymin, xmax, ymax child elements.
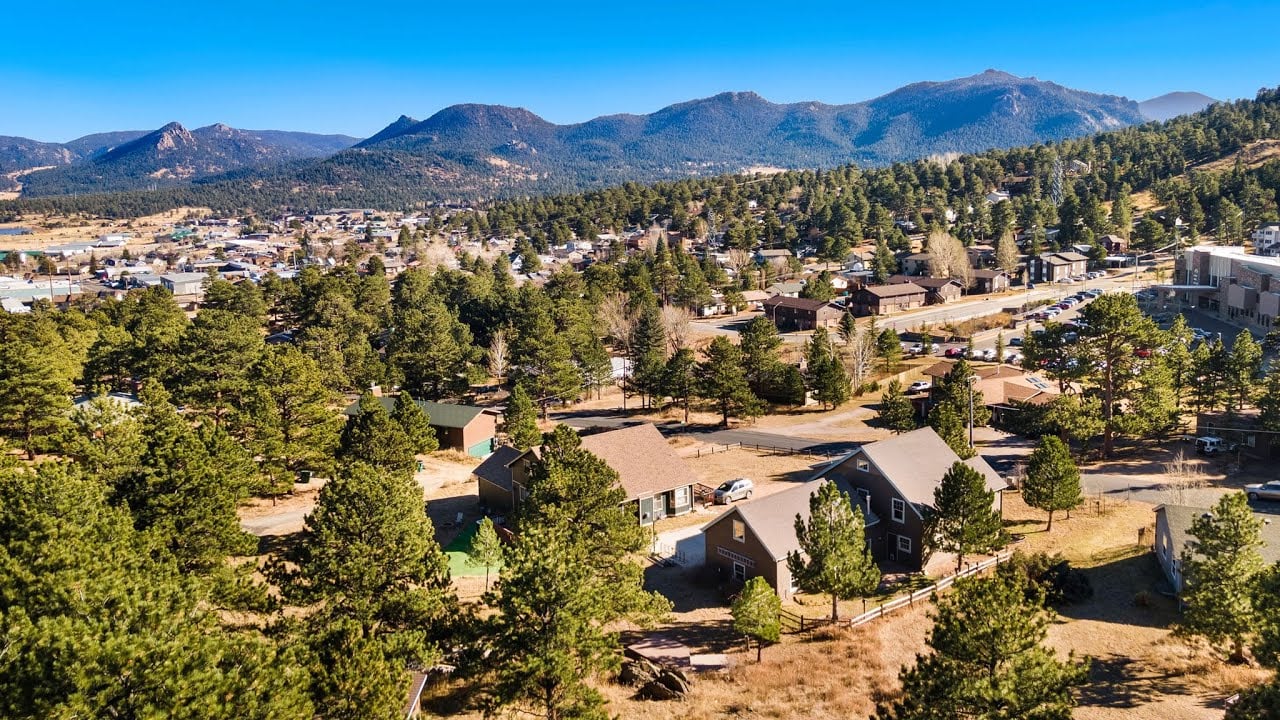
<box><xmin>577</xmin><ymin>423</ymin><xmax>699</xmax><ymax>501</ymax></box>
<box><xmin>342</xmin><ymin>395</ymin><xmax>491</xmax><ymax>429</ymax></box>
<box><xmin>859</xmin><ymin>282</ymin><xmax>926</xmax><ymax>298</ymax></box>
<box><xmin>888</xmin><ymin>275</ymin><xmax>961</xmax><ymax>290</ymax></box>
<box><xmin>849</xmin><ymin>427</ymin><xmax>1006</xmax><ymax>511</ymax></box>
<box><xmin>1156</xmin><ymin>504</ymin><xmax>1280</xmax><ymax>566</ymax></box>
<box><xmin>472</xmin><ymin>444</ymin><xmax>524</xmax><ymax>492</ymax></box>
<box><xmin>762</xmin><ymin>295</ymin><xmax>836</xmax><ymax>312</ymax></box>
<box><xmin>703</xmin><ymin>475</ymin><xmax>880</xmax><ymax>562</ymax></box>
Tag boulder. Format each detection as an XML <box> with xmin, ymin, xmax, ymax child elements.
<box><xmin>640</xmin><ymin>680</ymin><xmax>680</xmax><ymax>701</ymax></box>
<box><xmin>618</xmin><ymin>659</ymin><xmax>658</xmax><ymax>687</ymax></box>
<box><xmin>655</xmin><ymin>669</ymin><xmax>690</xmax><ymax>696</ymax></box>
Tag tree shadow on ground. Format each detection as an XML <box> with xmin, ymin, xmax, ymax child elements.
<box><xmin>256</xmin><ymin>531</ymin><xmax>303</xmax><ymax>556</ymax></box>
<box><xmin>1076</xmin><ymin>653</ymin><xmax>1197</xmax><ymax>708</ymax></box>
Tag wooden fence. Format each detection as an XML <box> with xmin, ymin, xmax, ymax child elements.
<box><xmin>689</xmin><ymin>441</ymin><xmax>844</xmax><ymax>461</ymax></box>
<box><xmin>779</xmin><ymin>551</ymin><xmax>1013</xmax><ymax>634</ymax></box>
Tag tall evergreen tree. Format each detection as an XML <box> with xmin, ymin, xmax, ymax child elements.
<box><xmin>930</xmin><ymin>461</ymin><xmax>1005</xmax><ymax>573</ymax></box>
<box><xmin>392</xmin><ymin>391</ymin><xmax>439</xmax><ymax>455</ymax></box>
<box><xmin>697</xmin><ymin>336</ymin><xmax>764</xmax><ymax>425</ymax></box>
<box><xmin>1179</xmin><ymin>492</ymin><xmax>1265</xmax><ymax>663</ymax></box>
<box><xmin>787</xmin><ymin>480</ymin><xmax>881</xmax><ymax>621</ymax></box>
<box><xmin>337</xmin><ymin>392</ymin><xmax>417</xmax><ymax>476</ymax></box>
<box><xmin>875</xmin><ymin>573</ymin><xmax>1087</xmax><ymax>720</ymax></box>
<box><xmin>1021</xmin><ymin>435</ymin><xmax>1082</xmax><ymax>532</ymax></box>
<box><xmin>879</xmin><ymin>379</ymin><xmax>918</xmax><ymax>433</ymax></box>
<box><xmin>806</xmin><ymin>328</ymin><xmax>851</xmax><ymax>409</ymax></box>
<box><xmin>628</xmin><ymin>300</ymin><xmax>667</xmax><ymax>407</ymax></box>
<box><xmin>929</xmin><ymin>402</ymin><xmax>974</xmax><ymax>459</ymax></box>
<box><xmin>504</xmin><ymin>384</ymin><xmax>542</xmax><ymax>450</ymax></box>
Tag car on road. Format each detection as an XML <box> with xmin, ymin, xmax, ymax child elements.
<box><xmin>908</xmin><ymin>381</ymin><xmax>932</xmax><ymax>394</ymax></box>
<box><xmin>1246</xmin><ymin>480</ymin><xmax>1280</xmax><ymax>502</ymax></box>
<box><xmin>1009</xmin><ymin>336</ymin><xmax>1023</xmax><ymax>346</ymax></box>
<box><xmin>713</xmin><ymin>478</ymin><xmax>754</xmax><ymax>504</ymax></box>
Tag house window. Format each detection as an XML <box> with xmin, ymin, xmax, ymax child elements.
<box><xmin>891</xmin><ymin>498</ymin><xmax>906</xmax><ymax>523</ymax></box>
<box><xmin>732</xmin><ymin>519</ymin><xmax>746</xmax><ymax>543</ymax></box>
<box><xmin>732</xmin><ymin>562</ymin><xmax>747</xmax><ymax>581</ymax></box>
<box><xmin>673</xmin><ymin>486</ymin><xmax>689</xmax><ymax>507</ymax></box>
<box><xmin>856</xmin><ymin>458</ymin><xmax>869</xmax><ymax>472</ymax></box>
<box><xmin>897</xmin><ymin>535</ymin><xmax>912</xmax><ymax>555</ymax></box>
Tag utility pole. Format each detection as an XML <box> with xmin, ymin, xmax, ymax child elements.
<box><xmin>966</xmin><ymin>375</ymin><xmax>977</xmax><ymax>450</ymax></box>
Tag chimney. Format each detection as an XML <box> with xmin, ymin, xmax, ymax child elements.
<box><xmin>369</xmin><ymin>384</ymin><xmax>383</xmax><ymax>397</ymax></box>
<box><xmin>865</xmin><ymin>495</ymin><xmax>872</xmax><ymax>515</ymax></box>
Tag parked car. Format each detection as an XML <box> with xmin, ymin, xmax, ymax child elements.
<box><xmin>1246</xmin><ymin>480</ymin><xmax>1280</xmax><ymax>502</ymax></box>
<box><xmin>714</xmin><ymin>478</ymin><xmax>755</xmax><ymax>504</ymax></box>
<box><xmin>1004</xmin><ymin>352</ymin><xmax>1022</xmax><ymax>364</ymax></box>
<box><xmin>1195</xmin><ymin>436</ymin><xmax>1233</xmax><ymax>456</ymax></box>
<box><xmin>908</xmin><ymin>343</ymin><xmax>925</xmax><ymax>356</ymax></box>
<box><xmin>1009</xmin><ymin>336</ymin><xmax>1024</xmax><ymax>346</ymax></box>
<box><xmin>978</xmin><ymin>348</ymin><xmax>996</xmax><ymax>361</ymax></box>
<box><xmin>1026</xmin><ymin>283</ymin><xmax>1036</xmax><ymax>290</ymax></box>
<box><xmin>944</xmin><ymin>347</ymin><xmax>965</xmax><ymax>358</ymax></box>
<box><xmin>908</xmin><ymin>381</ymin><xmax>932</xmax><ymax>394</ymax></box>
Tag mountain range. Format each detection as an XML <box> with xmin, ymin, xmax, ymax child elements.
<box><xmin>4</xmin><ymin>125</ymin><xmax>359</xmax><ymax>194</ymax></box>
<box><xmin>3</xmin><ymin>71</ymin><xmax>1214</xmax><ymax>201</ymax></box>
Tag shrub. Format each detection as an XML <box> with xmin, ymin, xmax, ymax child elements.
<box><xmin>998</xmin><ymin>551</ymin><xmax>1093</xmax><ymax>606</ymax></box>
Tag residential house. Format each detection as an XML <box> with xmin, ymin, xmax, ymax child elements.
<box><xmin>848</xmin><ymin>282</ymin><xmax>927</xmax><ymax>316</ymax></box>
<box><xmin>888</xmin><ymin>275</ymin><xmax>962</xmax><ymax>304</ymax></box>
<box><xmin>761</xmin><ymin>295</ymin><xmax>843</xmax><ymax>331</ymax></box>
<box><xmin>756</xmin><ymin>249</ymin><xmax>793</xmax><ymax>263</ymax></box>
<box><xmin>702</xmin><ymin>474</ymin><xmax>877</xmax><ymax>597</ymax></box>
<box><xmin>966</xmin><ymin>244</ymin><xmax>996</xmax><ymax>269</ymax></box>
<box><xmin>1154</xmin><ymin>504</ymin><xmax>1280</xmax><ymax>593</ymax></box>
<box><xmin>764</xmin><ymin>281</ymin><xmax>804</xmax><ymax>298</ymax></box>
<box><xmin>920</xmin><ymin>360</ymin><xmax>1069</xmax><ymax>425</ymax></box>
<box><xmin>1252</xmin><ymin>222</ymin><xmax>1280</xmax><ymax>256</ymax></box>
<box><xmin>472</xmin><ymin>423</ymin><xmax>698</xmax><ymax>526</ymax></box>
<box><xmin>160</xmin><ymin>272</ymin><xmax>208</xmax><ymax>297</ymax></box>
<box><xmin>740</xmin><ymin>289</ymin><xmax>771</xmax><ymax>310</ymax></box>
<box><xmin>703</xmin><ymin>427</ymin><xmax>1007</xmax><ymax>591</ymax></box>
<box><xmin>1027</xmin><ymin>252</ymin><xmax>1088</xmax><ymax>283</ymax></box>
<box><xmin>971</xmin><ymin>269</ymin><xmax>1010</xmax><ymax>294</ymax></box>
<box><xmin>1100</xmin><ymin>234</ymin><xmax>1130</xmax><ymax>256</ymax></box>
<box><xmin>342</xmin><ymin>396</ymin><xmax>498</xmax><ymax>457</ymax></box>
<box><xmin>901</xmin><ymin>253</ymin><xmax>933</xmax><ymax>276</ymax></box>
<box><xmin>986</xmin><ymin>190</ymin><xmax>1011</xmax><ymax>204</ymax></box>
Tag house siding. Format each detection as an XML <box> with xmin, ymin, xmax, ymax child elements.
<box><xmin>823</xmin><ymin>458</ymin><xmax>924</xmax><ymax>568</ymax></box>
<box><xmin>1154</xmin><ymin>509</ymin><xmax>1183</xmax><ymax>593</ymax></box>
<box><xmin>703</xmin><ymin>511</ymin><xmax>792</xmax><ymax>597</ymax></box>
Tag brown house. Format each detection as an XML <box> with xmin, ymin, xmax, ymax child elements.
<box><xmin>472</xmin><ymin>423</ymin><xmax>698</xmax><ymax>526</ymax></box>
<box><xmin>761</xmin><ymin>295</ymin><xmax>843</xmax><ymax>331</ymax></box>
<box><xmin>848</xmin><ymin>282</ymin><xmax>927</xmax><ymax>316</ymax></box>
<box><xmin>888</xmin><ymin>275</ymin><xmax>963</xmax><ymax>304</ymax></box>
<box><xmin>972</xmin><ymin>269</ymin><xmax>1010</xmax><ymax>294</ymax></box>
<box><xmin>702</xmin><ymin>428</ymin><xmax>1006</xmax><ymax>594</ymax></box>
<box><xmin>343</xmin><ymin>396</ymin><xmax>498</xmax><ymax>457</ymax></box>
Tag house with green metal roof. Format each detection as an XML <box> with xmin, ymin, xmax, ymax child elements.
<box><xmin>343</xmin><ymin>395</ymin><xmax>498</xmax><ymax>458</ymax></box>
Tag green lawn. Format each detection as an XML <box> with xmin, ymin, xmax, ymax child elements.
<box><xmin>443</xmin><ymin>522</ymin><xmax>500</xmax><ymax>578</ymax></box>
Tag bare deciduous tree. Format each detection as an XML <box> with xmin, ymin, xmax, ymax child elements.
<box><xmin>925</xmin><ymin>230</ymin><xmax>973</xmax><ymax>289</ymax></box>
<box><xmin>660</xmin><ymin>305</ymin><xmax>694</xmax><ymax>355</ymax></box>
<box><xmin>598</xmin><ymin>293</ymin><xmax>636</xmax><ymax>351</ymax></box>
<box><xmin>727</xmin><ymin>248</ymin><xmax>755</xmax><ymax>277</ymax></box>
<box><xmin>488</xmin><ymin>328</ymin><xmax>508</xmax><ymax>384</ymax></box>
<box><xmin>995</xmin><ymin>230</ymin><xmax>1021</xmax><ymax>275</ymax></box>
<box><xmin>842</xmin><ymin>323</ymin><xmax>880</xmax><ymax>389</ymax></box>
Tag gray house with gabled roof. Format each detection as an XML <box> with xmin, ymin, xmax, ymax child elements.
<box><xmin>701</xmin><ymin>427</ymin><xmax>1008</xmax><ymax>594</ymax></box>
<box><xmin>342</xmin><ymin>395</ymin><xmax>498</xmax><ymax>457</ymax></box>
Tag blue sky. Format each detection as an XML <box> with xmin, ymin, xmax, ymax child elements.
<box><xmin>4</xmin><ymin>0</ymin><xmax>1278</xmax><ymax>141</ymax></box>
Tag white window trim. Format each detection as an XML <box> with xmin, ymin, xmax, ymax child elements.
<box><xmin>897</xmin><ymin>535</ymin><xmax>912</xmax><ymax>554</ymax></box>
<box><xmin>891</xmin><ymin>498</ymin><xmax>906</xmax><ymax>523</ymax></box>
<box><xmin>856</xmin><ymin>458</ymin><xmax>870</xmax><ymax>472</ymax></box>
<box><xmin>674</xmin><ymin>486</ymin><xmax>689</xmax><ymax>506</ymax></box>
<box><xmin>732</xmin><ymin>519</ymin><xmax>746</xmax><ymax>543</ymax></box>
<box><xmin>732</xmin><ymin>561</ymin><xmax>747</xmax><ymax>581</ymax></box>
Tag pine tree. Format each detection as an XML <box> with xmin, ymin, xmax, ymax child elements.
<box><xmin>628</xmin><ymin>300</ymin><xmax>667</xmax><ymax>407</ymax></box>
<box><xmin>662</xmin><ymin>347</ymin><xmax>698</xmax><ymax>423</ymax></box>
<box><xmin>337</xmin><ymin>392</ymin><xmax>417</xmax><ymax>476</ymax></box>
<box><xmin>806</xmin><ymin>328</ymin><xmax>851</xmax><ymax>409</ymax></box>
<box><xmin>0</xmin><ymin>331</ymin><xmax>74</xmax><ymax>459</ymax></box>
<box><xmin>1022</xmin><ymin>435</ymin><xmax>1082</xmax><ymax>531</ymax></box>
<box><xmin>392</xmin><ymin>391</ymin><xmax>439</xmax><ymax>455</ymax></box>
<box><xmin>929</xmin><ymin>402</ymin><xmax>973</xmax><ymax>459</ymax></box>
<box><xmin>505</xmin><ymin>384</ymin><xmax>542</xmax><ymax>450</ymax></box>
<box><xmin>877</xmin><ymin>328</ymin><xmax>903</xmax><ymax>374</ymax></box>
<box><xmin>468</xmin><ymin>516</ymin><xmax>503</xmax><ymax>591</ymax></box>
<box><xmin>875</xmin><ymin>573</ymin><xmax>1087</xmax><ymax>720</ymax></box>
<box><xmin>1227</xmin><ymin>329</ymin><xmax>1263</xmax><ymax>411</ymax></box>
<box><xmin>739</xmin><ymin>315</ymin><xmax>784</xmax><ymax>398</ymax></box>
<box><xmin>486</xmin><ymin>524</ymin><xmax>632</xmax><ymax>720</ymax></box>
<box><xmin>174</xmin><ymin>308</ymin><xmax>266</xmax><ymax>430</ymax></box>
<box><xmin>873</xmin><ymin>238</ymin><xmax>897</xmax><ymax>283</ymax></box>
<box><xmin>732</xmin><ymin>576</ymin><xmax>782</xmax><ymax>662</ymax></box>
<box><xmin>245</xmin><ymin>345</ymin><xmax>341</xmax><ymax>483</ymax></box>
<box><xmin>930</xmin><ymin>461</ymin><xmax>1005</xmax><ymax>573</ymax></box>
<box><xmin>1179</xmin><ymin>492</ymin><xmax>1264</xmax><ymax>663</ymax></box>
<box><xmin>787</xmin><ymin>480</ymin><xmax>881</xmax><ymax>621</ymax></box>
<box><xmin>387</xmin><ymin>296</ymin><xmax>472</xmax><ymax>400</ymax></box>
<box><xmin>697</xmin><ymin>336</ymin><xmax>764</xmax><ymax>426</ymax></box>
<box><xmin>879</xmin><ymin>379</ymin><xmax>917</xmax><ymax>433</ymax></box>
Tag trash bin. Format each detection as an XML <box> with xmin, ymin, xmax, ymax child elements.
<box><xmin>297</xmin><ymin>470</ymin><xmax>312</xmax><ymax>484</ymax></box>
